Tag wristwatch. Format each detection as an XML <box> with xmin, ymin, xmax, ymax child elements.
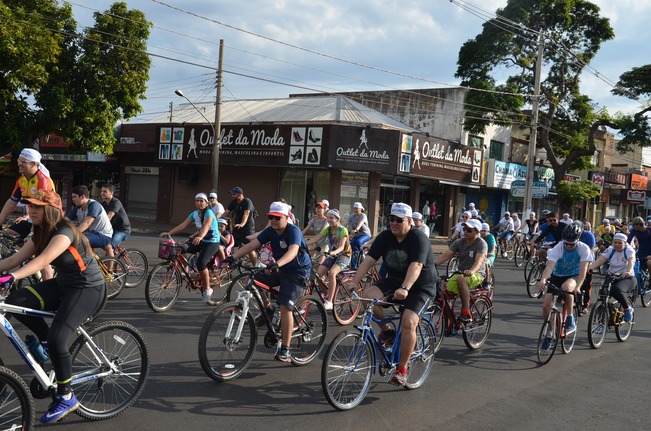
<box><xmin>400</xmin><ymin>285</ymin><xmax>409</xmax><ymax>291</ymax></box>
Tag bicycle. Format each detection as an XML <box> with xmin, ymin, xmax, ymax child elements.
<box><xmin>0</xmin><ymin>285</ymin><xmax>150</xmax><ymax>422</ymax></box>
<box><xmin>0</xmin><ymin>362</ymin><xmax>35</xmax><ymax>430</ymax></box>
<box><xmin>536</xmin><ymin>282</ymin><xmax>580</xmax><ymax>365</ymax></box>
<box><xmin>321</xmin><ymin>292</ymin><xmax>435</xmax><ymax>411</ymax></box>
<box><xmin>633</xmin><ymin>261</ymin><xmax>651</xmax><ymax>307</ymax></box>
<box><xmin>513</xmin><ymin>236</ymin><xmax>531</xmax><ymax>267</ymax></box>
<box><xmin>524</xmin><ymin>252</ymin><xmax>547</xmax><ymax>298</ymax></box>
<box><xmin>198</xmin><ymin>263</ymin><xmax>327</xmax><ymax>381</ymax></box>
<box><xmin>587</xmin><ymin>273</ymin><xmax>635</xmax><ymax>349</ymax></box>
<box><xmin>145</xmin><ymin>237</ymin><xmax>234</xmax><ymax>312</ymax></box>
<box><xmin>112</xmin><ymin>244</ymin><xmax>149</xmax><ymax>288</ymax></box>
<box><xmin>94</xmin><ymin>253</ymin><xmax>128</xmax><ymax>300</ymax></box>
<box><xmin>428</xmin><ymin>272</ymin><xmax>493</xmax><ymax>353</ymax></box>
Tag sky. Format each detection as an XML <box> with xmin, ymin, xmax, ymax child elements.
<box><xmin>67</xmin><ymin>0</ymin><xmax>651</xmax><ymax>123</ymax></box>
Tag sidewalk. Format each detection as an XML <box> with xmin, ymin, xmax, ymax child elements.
<box><xmin>130</xmin><ymin>219</ymin><xmax>450</xmax><ymax>254</ymax></box>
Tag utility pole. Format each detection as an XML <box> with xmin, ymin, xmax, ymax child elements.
<box><xmin>169</xmin><ymin>101</ymin><xmax>173</xmax><ymax>122</ymax></box>
<box><xmin>522</xmin><ymin>32</ymin><xmax>544</xmax><ymax>219</ymax></box>
<box><xmin>212</xmin><ymin>39</ymin><xmax>224</xmax><ymax>191</ymax></box>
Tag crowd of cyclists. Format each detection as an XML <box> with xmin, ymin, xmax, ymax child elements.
<box><xmin>3</xmin><ymin>148</ymin><xmax>651</xmax><ymax>422</ymax></box>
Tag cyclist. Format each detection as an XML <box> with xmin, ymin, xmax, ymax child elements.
<box><xmin>345</xmin><ymin>202</ymin><xmax>371</xmax><ymax>253</ymax></box>
<box><xmin>208</xmin><ymin>192</ymin><xmax>224</xmax><ymax>218</ymax></box>
<box><xmin>305</xmin><ymin>209</ymin><xmax>351</xmax><ymax>310</ymax></box>
<box><xmin>436</xmin><ymin>218</ymin><xmax>487</xmax><ymax>323</ymax></box>
<box><xmin>222</xmin><ymin>186</ymin><xmax>257</xmax><ymax>266</ymax></box>
<box><xmin>497</xmin><ymin>211</ymin><xmax>515</xmax><ymax>257</ymax></box>
<box><xmin>589</xmin><ymin>232</ymin><xmax>636</xmax><ymax>322</ymax></box>
<box><xmin>99</xmin><ymin>183</ymin><xmax>131</xmax><ymax>256</ymax></box>
<box><xmin>0</xmin><ymin>190</ymin><xmax>105</xmax><ymax>424</ymax></box>
<box><xmin>537</xmin><ymin>223</ymin><xmax>593</xmax><ymax>337</ymax></box>
<box><xmin>627</xmin><ymin>216</ymin><xmax>651</xmax><ymax>273</ymax></box>
<box><xmin>597</xmin><ymin>225</ymin><xmax>614</xmax><ymax>253</ymax></box>
<box><xmin>480</xmin><ymin>222</ymin><xmax>496</xmax><ymax>283</ymax></box>
<box><xmin>346</xmin><ymin>202</ymin><xmax>436</xmax><ymax>387</ymax></box>
<box><xmin>560</xmin><ymin>213</ymin><xmax>573</xmax><ymax>224</ymax></box>
<box><xmin>160</xmin><ymin>193</ymin><xmax>220</xmax><ymax>306</ymax></box>
<box><xmin>578</xmin><ymin>221</ymin><xmax>597</xmax><ymax>313</ymax></box>
<box><xmin>216</xmin><ymin>218</ymin><xmax>234</xmax><ymax>263</ymax></box>
<box><xmin>530</xmin><ymin>212</ymin><xmax>565</xmax><ymax>261</ymax></box>
<box><xmin>412</xmin><ymin>212</ymin><xmax>430</xmax><ymax>238</ymax></box>
<box><xmin>302</xmin><ymin>201</ymin><xmax>329</xmax><ymax>252</ymax></box>
<box><xmin>596</xmin><ymin>218</ymin><xmax>611</xmax><ymax>237</ymax></box>
<box><xmin>225</xmin><ymin>202</ymin><xmax>311</xmax><ymax>363</ymax></box>
<box><xmin>65</xmin><ymin>185</ymin><xmax>113</xmax><ymax>253</ymax></box>
<box><xmin>449</xmin><ymin>211</ymin><xmax>471</xmax><ymax>242</ymax></box>
<box><xmin>517</xmin><ymin>211</ymin><xmax>538</xmax><ymax>247</ymax></box>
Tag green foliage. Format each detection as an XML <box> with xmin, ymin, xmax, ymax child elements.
<box><xmin>608</xmin><ymin>64</ymin><xmax>651</xmax><ymax>153</ymax></box>
<box><xmin>0</xmin><ymin>1</ymin><xmax>150</xmax><ymax>154</ymax></box>
<box><xmin>557</xmin><ymin>179</ymin><xmax>601</xmax><ymax>202</ymax></box>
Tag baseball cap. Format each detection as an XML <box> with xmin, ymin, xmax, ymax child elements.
<box><xmin>268</xmin><ymin>201</ymin><xmax>289</xmax><ymax>217</ymax></box>
<box><xmin>390</xmin><ymin>202</ymin><xmax>412</xmax><ymax>218</ymax></box>
<box><xmin>480</xmin><ymin>223</ymin><xmax>490</xmax><ymax>231</ymax></box>
<box><xmin>541</xmin><ymin>210</ymin><xmax>551</xmax><ymax>215</ymax></box>
<box><xmin>353</xmin><ymin>202</ymin><xmax>364</xmax><ymax>210</ymax></box>
<box><xmin>229</xmin><ymin>186</ymin><xmax>244</xmax><ymax>195</ymax></box>
<box><xmin>208</xmin><ymin>192</ymin><xmax>218</xmax><ymax>199</ymax></box>
<box><xmin>315</xmin><ymin>201</ymin><xmax>326</xmax><ymax>209</ymax></box>
<box><xmin>412</xmin><ymin>212</ymin><xmax>423</xmax><ymax>220</ymax></box>
<box><xmin>512</xmin><ymin>213</ymin><xmax>518</xmax><ymax>218</ymax></box>
<box><xmin>217</xmin><ymin>218</ymin><xmax>228</xmax><ymax>225</ymax></box>
<box><xmin>468</xmin><ymin>202</ymin><xmax>475</xmax><ymax>208</ymax></box>
<box><xmin>603</xmin><ymin>218</ymin><xmax>610</xmax><ymax>223</ymax></box>
<box><xmin>21</xmin><ymin>189</ymin><xmax>63</xmax><ymax>214</ymax></box>
<box><xmin>195</xmin><ymin>193</ymin><xmax>208</xmax><ymax>202</ymax></box>
<box><xmin>321</xmin><ymin>199</ymin><xmax>329</xmax><ymax>207</ymax></box>
<box><xmin>632</xmin><ymin>216</ymin><xmax>645</xmax><ymax>225</ymax></box>
<box><xmin>463</xmin><ymin>219</ymin><xmax>482</xmax><ymax>232</ymax></box>
<box><xmin>605</xmin><ymin>226</ymin><xmax>612</xmax><ymax>232</ymax></box>
<box><xmin>613</xmin><ymin>233</ymin><xmax>627</xmax><ymax>242</ymax></box>
<box><xmin>504</xmin><ymin>211</ymin><xmax>510</xmax><ymax>216</ymax></box>
<box><xmin>470</xmin><ymin>209</ymin><xmax>478</xmax><ymax>217</ymax></box>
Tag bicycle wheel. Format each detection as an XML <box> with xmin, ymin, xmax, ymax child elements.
<box><xmin>428</xmin><ymin>300</ymin><xmax>445</xmax><ymax>354</ymax></box>
<box><xmin>462</xmin><ymin>296</ymin><xmax>492</xmax><ymax>349</ymax></box>
<box><xmin>587</xmin><ymin>301</ymin><xmax>608</xmax><ymax>349</ymax></box>
<box><xmin>536</xmin><ymin>310</ymin><xmax>560</xmax><ymax>365</ymax></box>
<box><xmin>291</xmin><ymin>296</ymin><xmax>328</xmax><ymax>365</ymax></box>
<box><xmin>484</xmin><ymin>272</ymin><xmax>495</xmax><ymax>300</ymax></box>
<box><xmin>523</xmin><ymin>256</ymin><xmax>535</xmax><ymax>284</ymax></box>
<box><xmin>0</xmin><ymin>365</ymin><xmax>35</xmax><ymax>430</ymax></box>
<box><xmin>321</xmin><ymin>331</ymin><xmax>374</xmax><ymax>411</ymax></box>
<box><xmin>70</xmin><ymin>320</ymin><xmax>149</xmax><ymax>421</ymax></box>
<box><xmin>103</xmin><ymin>257</ymin><xmax>127</xmax><ymax>299</ymax></box>
<box><xmin>226</xmin><ymin>272</ymin><xmax>262</xmax><ymax>322</ymax></box>
<box><xmin>198</xmin><ymin>302</ymin><xmax>257</xmax><ymax>382</ymax></box>
<box><xmin>561</xmin><ymin>306</ymin><xmax>578</xmax><ymax>353</ymax></box>
<box><xmin>405</xmin><ymin>318</ymin><xmax>435</xmax><ymax>390</ymax></box>
<box><xmin>505</xmin><ymin>239</ymin><xmax>515</xmax><ymax>260</ymax></box>
<box><xmin>639</xmin><ymin>276</ymin><xmax>651</xmax><ymax>307</ymax></box>
<box><xmin>514</xmin><ymin>243</ymin><xmax>527</xmax><ymax>267</ymax></box>
<box><xmin>615</xmin><ymin>305</ymin><xmax>633</xmax><ymax>342</ymax></box>
<box><xmin>332</xmin><ymin>274</ymin><xmax>361</xmax><ymax>326</ymax></box>
<box><xmin>446</xmin><ymin>256</ymin><xmax>459</xmax><ymax>277</ymax></box>
<box><xmin>526</xmin><ymin>263</ymin><xmax>544</xmax><ymax>298</ymax></box>
<box><xmin>145</xmin><ymin>262</ymin><xmax>182</xmax><ymax>312</ymax></box>
<box><xmin>208</xmin><ymin>266</ymin><xmax>234</xmax><ymax>303</ymax></box>
<box><xmin>119</xmin><ymin>249</ymin><xmax>148</xmax><ymax>288</ymax></box>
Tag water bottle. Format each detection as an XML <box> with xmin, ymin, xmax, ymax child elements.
<box><xmin>25</xmin><ymin>335</ymin><xmax>49</xmax><ymax>362</ymax></box>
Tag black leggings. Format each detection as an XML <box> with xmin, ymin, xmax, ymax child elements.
<box><xmin>6</xmin><ymin>279</ymin><xmax>105</xmax><ymax>395</ymax></box>
<box><xmin>610</xmin><ymin>277</ymin><xmax>636</xmax><ymax>309</ymax></box>
<box><xmin>185</xmin><ymin>241</ymin><xmax>220</xmax><ymax>271</ymax></box>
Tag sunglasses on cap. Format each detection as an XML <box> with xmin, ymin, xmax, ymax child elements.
<box><xmin>268</xmin><ymin>215</ymin><xmax>282</xmax><ymax>221</ymax></box>
<box><xmin>389</xmin><ymin>216</ymin><xmax>405</xmax><ymax>223</ymax></box>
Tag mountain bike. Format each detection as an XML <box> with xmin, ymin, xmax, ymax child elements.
<box><xmin>633</xmin><ymin>261</ymin><xmax>651</xmax><ymax>307</ymax></box>
<box><xmin>321</xmin><ymin>292</ymin><xmax>435</xmax><ymax>411</ymax></box>
<box><xmin>587</xmin><ymin>273</ymin><xmax>635</xmax><ymax>349</ymax></box>
<box><xmin>536</xmin><ymin>282</ymin><xmax>580</xmax><ymax>365</ymax></box>
<box><xmin>113</xmin><ymin>244</ymin><xmax>149</xmax><ymax>288</ymax></box>
<box><xmin>0</xmin><ymin>286</ymin><xmax>150</xmax><ymax>422</ymax></box>
<box><xmin>199</xmin><ymin>264</ymin><xmax>327</xmax><ymax>382</ymax></box>
<box><xmin>0</xmin><ymin>362</ymin><xmax>35</xmax><ymax>431</ymax></box>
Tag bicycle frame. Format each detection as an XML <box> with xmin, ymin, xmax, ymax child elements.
<box><xmin>636</xmin><ymin>266</ymin><xmax>650</xmax><ymax>296</ymax></box>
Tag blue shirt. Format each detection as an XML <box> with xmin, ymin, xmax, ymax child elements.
<box><xmin>256</xmin><ymin>224</ymin><xmax>311</xmax><ymax>277</ymax></box>
<box><xmin>580</xmin><ymin>231</ymin><xmax>596</xmax><ymax>248</ymax></box>
<box><xmin>628</xmin><ymin>227</ymin><xmax>651</xmax><ymax>258</ymax></box>
<box><xmin>189</xmin><ymin>209</ymin><xmax>219</xmax><ymax>243</ymax></box>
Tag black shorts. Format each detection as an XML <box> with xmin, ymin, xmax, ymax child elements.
<box><xmin>549</xmin><ymin>274</ymin><xmax>577</xmax><ymax>290</ymax></box>
<box><xmin>375</xmin><ymin>278</ymin><xmax>435</xmax><ymax>314</ymax></box>
<box><xmin>233</xmin><ymin>228</ymin><xmax>254</xmax><ymax>247</ymax></box>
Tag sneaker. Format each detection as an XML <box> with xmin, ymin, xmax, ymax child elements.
<box><xmin>40</xmin><ymin>393</ymin><xmax>79</xmax><ymax>424</ymax></box>
<box><xmin>459</xmin><ymin>310</ymin><xmax>472</xmax><ymax>324</ymax></box>
<box><xmin>592</xmin><ymin>325</ymin><xmax>604</xmax><ymax>335</ymax></box>
<box><xmin>202</xmin><ymin>288</ymin><xmax>217</xmax><ymax>306</ymax></box>
<box><xmin>541</xmin><ymin>336</ymin><xmax>553</xmax><ymax>351</ymax></box>
<box><xmin>565</xmin><ymin>315</ymin><xmax>576</xmax><ymax>333</ymax></box>
<box><xmin>323</xmin><ymin>300</ymin><xmax>333</xmax><ymax>310</ymax></box>
<box><xmin>624</xmin><ymin>307</ymin><xmax>634</xmax><ymax>322</ymax></box>
<box><xmin>379</xmin><ymin>328</ymin><xmax>396</xmax><ymax>348</ymax></box>
<box><xmin>274</xmin><ymin>346</ymin><xmax>292</xmax><ymax>363</ymax></box>
<box><xmin>389</xmin><ymin>367</ymin><xmax>407</xmax><ymax>387</ymax></box>
<box><xmin>502</xmin><ymin>252</ymin><xmax>508</xmax><ymax>258</ymax></box>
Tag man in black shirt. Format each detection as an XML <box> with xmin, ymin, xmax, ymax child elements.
<box><xmin>530</xmin><ymin>212</ymin><xmax>564</xmax><ymax>261</ymax></box>
<box><xmin>223</xmin><ymin>186</ymin><xmax>257</xmax><ymax>265</ymax></box>
<box><xmin>100</xmin><ymin>183</ymin><xmax>131</xmax><ymax>255</ymax></box>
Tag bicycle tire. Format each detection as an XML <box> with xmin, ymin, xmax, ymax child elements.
<box><xmin>523</xmin><ymin>256</ymin><xmax>537</xmax><ymax>284</ymax></box>
<box><xmin>462</xmin><ymin>296</ymin><xmax>492</xmax><ymax>349</ymax></box>
<box><xmin>505</xmin><ymin>239</ymin><xmax>515</xmax><ymax>260</ymax></box>
<box><xmin>428</xmin><ymin>300</ymin><xmax>445</xmax><ymax>353</ymax></box>
<box><xmin>536</xmin><ymin>310</ymin><xmax>560</xmax><ymax>365</ymax></box>
<box><xmin>526</xmin><ymin>263</ymin><xmax>544</xmax><ymax>298</ymax></box>
<box><xmin>0</xmin><ymin>365</ymin><xmax>35</xmax><ymax>430</ymax></box>
<box><xmin>405</xmin><ymin>317</ymin><xmax>435</xmax><ymax>389</ymax></box>
<box><xmin>321</xmin><ymin>331</ymin><xmax>373</xmax><ymax>411</ymax></box>
<box><xmin>484</xmin><ymin>272</ymin><xmax>495</xmax><ymax>300</ymax></box>
<box><xmin>615</xmin><ymin>304</ymin><xmax>633</xmax><ymax>342</ymax></box>
<box><xmin>103</xmin><ymin>257</ymin><xmax>127</xmax><ymax>299</ymax></box>
<box><xmin>514</xmin><ymin>243</ymin><xmax>527</xmax><ymax>267</ymax></box>
<box><xmin>332</xmin><ymin>274</ymin><xmax>361</xmax><ymax>326</ymax></box>
<box><xmin>290</xmin><ymin>296</ymin><xmax>328</xmax><ymax>366</ymax></box>
<box><xmin>639</xmin><ymin>275</ymin><xmax>651</xmax><ymax>307</ymax></box>
<box><xmin>120</xmin><ymin>249</ymin><xmax>148</xmax><ymax>288</ymax></box>
<box><xmin>198</xmin><ymin>302</ymin><xmax>257</xmax><ymax>382</ymax></box>
<box><xmin>446</xmin><ymin>257</ymin><xmax>459</xmax><ymax>277</ymax></box>
<box><xmin>70</xmin><ymin>320</ymin><xmax>149</xmax><ymax>421</ymax></box>
<box><xmin>145</xmin><ymin>262</ymin><xmax>182</xmax><ymax>312</ymax></box>
<box><xmin>587</xmin><ymin>301</ymin><xmax>608</xmax><ymax>349</ymax></box>
<box><xmin>561</xmin><ymin>306</ymin><xmax>578</xmax><ymax>354</ymax></box>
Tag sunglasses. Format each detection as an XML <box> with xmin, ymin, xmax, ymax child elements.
<box><xmin>389</xmin><ymin>216</ymin><xmax>405</xmax><ymax>223</ymax></box>
<box><xmin>463</xmin><ymin>227</ymin><xmax>476</xmax><ymax>233</ymax></box>
<box><xmin>564</xmin><ymin>241</ymin><xmax>577</xmax><ymax>247</ymax></box>
<box><xmin>268</xmin><ymin>215</ymin><xmax>282</xmax><ymax>221</ymax></box>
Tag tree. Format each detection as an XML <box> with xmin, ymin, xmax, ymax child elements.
<box><xmin>556</xmin><ymin>179</ymin><xmax>601</xmax><ymax>211</ymax></box>
<box><xmin>455</xmin><ymin>0</ymin><xmax>615</xmax><ymax>210</ymax></box>
<box><xmin>0</xmin><ymin>1</ymin><xmax>150</xmax><ymax>154</ymax></box>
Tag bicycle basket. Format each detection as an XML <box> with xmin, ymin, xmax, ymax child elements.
<box><xmin>158</xmin><ymin>240</ymin><xmax>181</xmax><ymax>260</ymax></box>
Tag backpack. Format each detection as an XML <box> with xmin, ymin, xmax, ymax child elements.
<box><xmin>607</xmin><ymin>247</ymin><xmax>639</xmax><ymax>276</ymax></box>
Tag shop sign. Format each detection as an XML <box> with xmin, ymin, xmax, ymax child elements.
<box><xmin>401</xmin><ymin>133</ymin><xmax>482</xmax><ymax>184</ymax></box>
<box><xmin>564</xmin><ymin>174</ymin><xmax>581</xmax><ymax>181</ymax></box>
<box><xmin>630</xmin><ymin>173</ymin><xmax>648</xmax><ymax>191</ymax></box>
<box><xmin>125</xmin><ymin>166</ymin><xmax>159</xmax><ymax>175</ymax></box>
<box><xmin>534</xmin><ymin>166</ymin><xmax>556</xmax><ymax>193</ymax></box>
<box><xmin>627</xmin><ymin>190</ymin><xmax>646</xmax><ymax>202</ymax></box>
<box><xmin>486</xmin><ymin>160</ymin><xmax>526</xmax><ymax>189</ymax></box>
<box><xmin>510</xmin><ymin>180</ymin><xmax>549</xmax><ymax>198</ymax></box>
<box><xmin>329</xmin><ymin>126</ymin><xmax>397</xmax><ymax>174</ymax></box>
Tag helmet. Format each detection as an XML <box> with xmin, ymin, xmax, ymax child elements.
<box><xmin>632</xmin><ymin>216</ymin><xmax>645</xmax><ymax>226</ymax></box>
<box><xmin>562</xmin><ymin>223</ymin><xmax>582</xmax><ymax>244</ymax></box>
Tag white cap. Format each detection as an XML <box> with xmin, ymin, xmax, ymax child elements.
<box><xmin>353</xmin><ymin>202</ymin><xmax>364</xmax><ymax>210</ymax></box>
<box><xmin>512</xmin><ymin>213</ymin><xmax>518</xmax><ymax>218</ymax></box>
<box><xmin>468</xmin><ymin>202</ymin><xmax>475</xmax><ymax>208</ymax></box>
<box><xmin>321</xmin><ymin>199</ymin><xmax>329</xmax><ymax>207</ymax></box>
<box><xmin>208</xmin><ymin>192</ymin><xmax>218</xmax><ymax>199</ymax></box>
<box><xmin>268</xmin><ymin>201</ymin><xmax>289</xmax><ymax>217</ymax></box>
<box><xmin>481</xmin><ymin>223</ymin><xmax>490</xmax><ymax>231</ymax></box>
<box><xmin>504</xmin><ymin>211</ymin><xmax>510</xmax><ymax>216</ymax></box>
<box><xmin>530</xmin><ymin>212</ymin><xmax>536</xmax><ymax>217</ymax></box>
<box><xmin>412</xmin><ymin>212</ymin><xmax>423</xmax><ymax>220</ymax></box>
<box><xmin>470</xmin><ymin>209</ymin><xmax>478</xmax><ymax>217</ymax></box>
<box><xmin>603</xmin><ymin>218</ymin><xmax>610</xmax><ymax>223</ymax></box>
<box><xmin>217</xmin><ymin>218</ymin><xmax>228</xmax><ymax>225</ymax></box>
<box><xmin>613</xmin><ymin>233</ymin><xmax>627</xmax><ymax>242</ymax></box>
<box><xmin>390</xmin><ymin>202</ymin><xmax>412</xmax><ymax>218</ymax></box>
<box><xmin>463</xmin><ymin>219</ymin><xmax>482</xmax><ymax>231</ymax></box>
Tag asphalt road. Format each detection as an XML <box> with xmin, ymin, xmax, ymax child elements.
<box><xmin>2</xmin><ymin>234</ymin><xmax>651</xmax><ymax>430</ymax></box>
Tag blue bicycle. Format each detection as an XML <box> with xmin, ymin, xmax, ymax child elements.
<box><xmin>321</xmin><ymin>292</ymin><xmax>435</xmax><ymax>410</ymax></box>
<box><xmin>634</xmin><ymin>260</ymin><xmax>651</xmax><ymax>308</ymax></box>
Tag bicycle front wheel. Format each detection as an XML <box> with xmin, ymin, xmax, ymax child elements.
<box><xmin>103</xmin><ymin>257</ymin><xmax>127</xmax><ymax>299</ymax></box>
<box><xmin>145</xmin><ymin>262</ymin><xmax>182</xmax><ymax>312</ymax></box>
<box><xmin>615</xmin><ymin>305</ymin><xmax>633</xmax><ymax>342</ymax></box>
<box><xmin>514</xmin><ymin>243</ymin><xmax>526</xmax><ymax>267</ymax></box>
<box><xmin>446</xmin><ymin>257</ymin><xmax>459</xmax><ymax>277</ymax></box>
<box><xmin>321</xmin><ymin>331</ymin><xmax>374</xmax><ymax>411</ymax></box>
<box><xmin>462</xmin><ymin>296</ymin><xmax>492</xmax><ymax>349</ymax></box>
<box><xmin>639</xmin><ymin>275</ymin><xmax>651</xmax><ymax>307</ymax></box>
<box><xmin>120</xmin><ymin>249</ymin><xmax>148</xmax><ymax>288</ymax></box>
<box><xmin>428</xmin><ymin>300</ymin><xmax>445</xmax><ymax>354</ymax></box>
<box><xmin>405</xmin><ymin>318</ymin><xmax>435</xmax><ymax>390</ymax></box>
<box><xmin>587</xmin><ymin>301</ymin><xmax>608</xmax><ymax>349</ymax></box>
<box><xmin>561</xmin><ymin>306</ymin><xmax>578</xmax><ymax>354</ymax></box>
<box><xmin>526</xmin><ymin>263</ymin><xmax>544</xmax><ymax>298</ymax></box>
<box><xmin>291</xmin><ymin>296</ymin><xmax>328</xmax><ymax>365</ymax></box>
<box><xmin>198</xmin><ymin>302</ymin><xmax>257</xmax><ymax>382</ymax></box>
<box><xmin>70</xmin><ymin>320</ymin><xmax>150</xmax><ymax>421</ymax></box>
<box><xmin>537</xmin><ymin>310</ymin><xmax>560</xmax><ymax>365</ymax></box>
<box><xmin>332</xmin><ymin>274</ymin><xmax>361</xmax><ymax>326</ymax></box>
<box><xmin>0</xmin><ymin>365</ymin><xmax>35</xmax><ymax>430</ymax></box>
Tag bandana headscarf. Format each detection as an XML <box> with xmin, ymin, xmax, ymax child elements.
<box><xmin>19</xmin><ymin>148</ymin><xmax>50</xmax><ymax>178</ymax></box>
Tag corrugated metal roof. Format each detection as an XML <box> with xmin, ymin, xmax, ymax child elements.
<box><xmin>133</xmin><ymin>95</ymin><xmax>418</xmax><ymax>132</ymax></box>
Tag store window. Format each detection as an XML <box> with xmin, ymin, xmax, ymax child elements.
<box><xmin>489</xmin><ymin>140</ymin><xmax>504</xmax><ymax>161</ymax></box>
<box><xmin>340</xmin><ymin>171</ymin><xmax>369</xmax><ymax>221</ymax></box>
<box><xmin>468</xmin><ymin>135</ymin><xmax>484</xmax><ymax>148</ymax></box>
